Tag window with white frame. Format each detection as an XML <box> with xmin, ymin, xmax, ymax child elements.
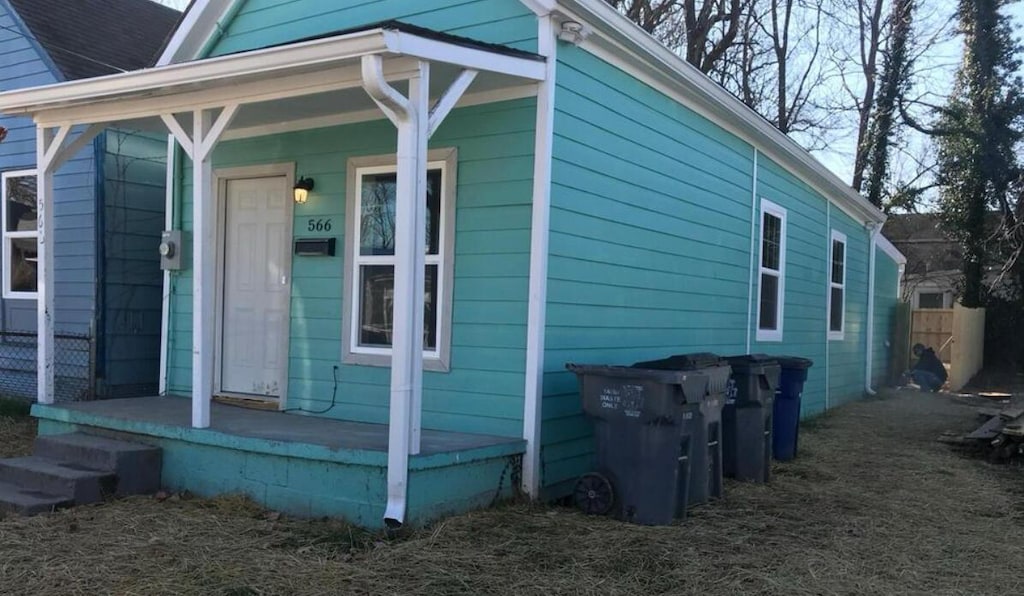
<box><xmin>342</xmin><ymin>149</ymin><xmax>457</xmax><ymax>371</ymax></box>
<box><xmin>828</xmin><ymin>230</ymin><xmax>847</xmax><ymax>339</ymax></box>
<box><xmin>2</xmin><ymin>170</ymin><xmax>39</xmax><ymax>299</ymax></box>
<box><xmin>756</xmin><ymin>199</ymin><xmax>786</xmax><ymax>342</ymax></box>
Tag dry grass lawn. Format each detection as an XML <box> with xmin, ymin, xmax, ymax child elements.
<box><xmin>1</xmin><ymin>390</ymin><xmax>1023</xmax><ymax>595</ymax></box>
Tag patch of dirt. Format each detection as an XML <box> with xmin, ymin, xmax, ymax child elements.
<box><xmin>0</xmin><ymin>413</ymin><xmax>35</xmax><ymax>459</ymax></box>
<box><xmin>1</xmin><ymin>390</ymin><xmax>1023</xmax><ymax>595</ymax></box>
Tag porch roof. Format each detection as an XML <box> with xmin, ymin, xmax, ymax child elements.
<box><xmin>0</xmin><ymin>22</ymin><xmax>546</xmax><ymax>132</ymax></box>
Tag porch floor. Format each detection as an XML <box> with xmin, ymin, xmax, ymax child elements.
<box><xmin>34</xmin><ymin>396</ymin><xmax>523</xmax><ymax>457</ymax></box>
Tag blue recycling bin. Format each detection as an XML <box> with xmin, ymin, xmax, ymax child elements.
<box><xmin>772</xmin><ymin>356</ymin><xmax>814</xmax><ymax>461</ymax></box>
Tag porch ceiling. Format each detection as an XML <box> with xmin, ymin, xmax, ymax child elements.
<box><xmin>0</xmin><ymin>24</ymin><xmax>546</xmax><ymax>132</ymax></box>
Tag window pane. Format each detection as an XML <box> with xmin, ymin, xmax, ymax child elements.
<box><xmin>359</xmin><ymin>169</ymin><xmax>442</xmax><ymax>257</ymax></box>
<box><xmin>360</xmin><ymin>174</ymin><xmax>396</xmax><ymax>256</ymax></box>
<box><xmin>759</xmin><ymin>273</ymin><xmax>778</xmax><ymax>331</ymax></box>
<box><xmin>830</xmin><ymin>287</ymin><xmax>843</xmax><ymax>332</ymax></box>
<box><xmin>761</xmin><ymin>213</ymin><xmax>781</xmax><ymax>271</ymax></box>
<box><xmin>9</xmin><ymin>237</ymin><xmax>38</xmax><ymax>293</ymax></box>
<box><xmin>424</xmin><ymin>264</ymin><xmax>438</xmax><ymax>351</ymax></box>
<box><xmin>426</xmin><ymin>170</ymin><xmax>441</xmax><ymax>255</ymax></box>
<box><xmin>358</xmin><ymin>264</ymin><xmax>440</xmax><ymax>350</ymax></box>
<box><xmin>359</xmin><ymin>265</ymin><xmax>394</xmax><ymax>347</ymax></box>
<box><xmin>5</xmin><ymin>175</ymin><xmax>37</xmax><ymax>233</ymax></box>
<box><xmin>918</xmin><ymin>292</ymin><xmax>944</xmax><ymax>309</ymax></box>
<box><xmin>831</xmin><ymin>240</ymin><xmax>845</xmax><ymax>284</ymax></box>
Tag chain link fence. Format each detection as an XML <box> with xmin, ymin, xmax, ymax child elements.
<box><xmin>0</xmin><ymin>330</ymin><xmax>94</xmax><ymax>402</ymax></box>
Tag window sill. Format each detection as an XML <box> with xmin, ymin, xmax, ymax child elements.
<box><xmin>755</xmin><ymin>330</ymin><xmax>783</xmax><ymax>343</ymax></box>
<box><xmin>342</xmin><ymin>351</ymin><xmax>451</xmax><ymax>373</ymax></box>
<box><xmin>828</xmin><ymin>331</ymin><xmax>845</xmax><ymax>341</ymax></box>
<box><xmin>2</xmin><ymin>292</ymin><xmax>38</xmax><ymax>301</ymax></box>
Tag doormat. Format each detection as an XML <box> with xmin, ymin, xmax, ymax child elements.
<box><xmin>213</xmin><ymin>395</ymin><xmax>279</xmax><ymax>411</ymax></box>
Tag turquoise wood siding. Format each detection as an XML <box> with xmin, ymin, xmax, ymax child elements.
<box><xmin>204</xmin><ymin>0</ymin><xmax>538</xmax><ymax>57</ymax></box>
<box><xmin>752</xmin><ymin>157</ymin><xmax>870</xmax><ymax>413</ymax></box>
<box><xmin>540</xmin><ymin>45</ymin><xmax>878</xmax><ymax>498</ymax></box>
<box><xmin>166</xmin><ymin>99</ymin><xmax>536</xmax><ymax>437</ymax></box>
<box><xmin>872</xmin><ymin>249</ymin><xmax>901</xmax><ymax>386</ymax></box>
<box><xmin>541</xmin><ymin>46</ymin><xmax>756</xmax><ymax>497</ymax></box>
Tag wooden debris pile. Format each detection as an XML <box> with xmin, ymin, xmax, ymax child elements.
<box><xmin>940</xmin><ymin>405</ymin><xmax>1024</xmax><ymax>462</ymax></box>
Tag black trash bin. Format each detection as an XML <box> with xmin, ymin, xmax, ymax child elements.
<box><xmin>566</xmin><ymin>364</ymin><xmax>710</xmax><ymax>525</ymax></box>
<box><xmin>723</xmin><ymin>354</ymin><xmax>781</xmax><ymax>482</ymax></box>
<box><xmin>631</xmin><ymin>353</ymin><xmax>730</xmax><ymax>507</ymax></box>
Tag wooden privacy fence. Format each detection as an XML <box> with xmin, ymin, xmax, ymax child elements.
<box><xmin>907</xmin><ymin>304</ymin><xmax>986</xmax><ymax>392</ymax></box>
<box><xmin>911</xmin><ymin>309</ymin><xmax>954</xmax><ymax>363</ymax></box>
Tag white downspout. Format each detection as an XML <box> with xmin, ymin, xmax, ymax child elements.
<box><xmin>745</xmin><ymin>148</ymin><xmax>759</xmax><ymax>354</ymax></box>
<box><xmin>864</xmin><ymin>222</ymin><xmax>880</xmax><ymax>396</ymax></box>
<box><xmin>824</xmin><ymin>202</ymin><xmax>830</xmax><ymax>410</ymax></box>
<box><xmin>521</xmin><ymin>14</ymin><xmax>558</xmax><ymax>499</ymax></box>
<box><xmin>361</xmin><ymin>55</ymin><xmax>428</xmax><ymax>529</ymax></box>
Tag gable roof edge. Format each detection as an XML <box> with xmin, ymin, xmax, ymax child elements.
<box><xmin>157</xmin><ymin>0</ymin><xmax>237</xmax><ymax>66</ymax></box>
<box><xmin>557</xmin><ymin>0</ymin><xmax>885</xmax><ymax>225</ymax></box>
<box><xmin>158</xmin><ymin>0</ymin><xmax>554</xmax><ymax>64</ymax></box>
<box><xmin>876</xmin><ymin>234</ymin><xmax>907</xmax><ymax>265</ymax></box>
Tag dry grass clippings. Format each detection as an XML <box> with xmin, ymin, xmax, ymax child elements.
<box><xmin>0</xmin><ymin>391</ymin><xmax>1022</xmax><ymax>595</ymax></box>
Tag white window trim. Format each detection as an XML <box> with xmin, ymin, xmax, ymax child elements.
<box><xmin>756</xmin><ymin>198</ymin><xmax>787</xmax><ymax>342</ymax></box>
<box><xmin>828</xmin><ymin>229</ymin><xmax>847</xmax><ymax>341</ymax></box>
<box><xmin>1</xmin><ymin>169</ymin><xmax>39</xmax><ymax>300</ymax></box>
<box><xmin>341</xmin><ymin>148</ymin><xmax>457</xmax><ymax>372</ymax></box>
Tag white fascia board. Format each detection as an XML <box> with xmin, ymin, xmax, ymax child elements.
<box><xmin>0</xmin><ymin>29</ymin><xmax>545</xmax><ymax>126</ymax></box>
<box><xmin>875</xmin><ymin>234</ymin><xmax>907</xmax><ymax>265</ymax></box>
<box><xmin>556</xmin><ymin>0</ymin><xmax>885</xmax><ymax>225</ymax></box>
<box><xmin>157</xmin><ymin>0</ymin><xmax>237</xmax><ymax>66</ymax></box>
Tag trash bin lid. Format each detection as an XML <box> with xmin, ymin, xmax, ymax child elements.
<box><xmin>633</xmin><ymin>352</ymin><xmax>724</xmax><ymax>371</ymax></box>
<box><xmin>774</xmin><ymin>356</ymin><xmax>814</xmax><ymax>369</ymax></box>
<box><xmin>724</xmin><ymin>354</ymin><xmax>779</xmax><ymax>365</ymax></box>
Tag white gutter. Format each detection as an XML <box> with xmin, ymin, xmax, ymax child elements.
<box><xmin>745</xmin><ymin>148</ymin><xmax>759</xmax><ymax>354</ymax></box>
<box><xmin>865</xmin><ymin>222</ymin><xmax>882</xmax><ymax>395</ymax></box>
<box><xmin>521</xmin><ymin>14</ymin><xmax>558</xmax><ymax>498</ymax></box>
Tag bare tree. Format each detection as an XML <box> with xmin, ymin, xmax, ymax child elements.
<box><xmin>606</xmin><ymin>0</ymin><xmax>747</xmax><ymax>73</ymax></box>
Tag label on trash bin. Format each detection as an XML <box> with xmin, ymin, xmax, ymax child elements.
<box><xmin>600</xmin><ymin>385</ymin><xmax>645</xmax><ymax>418</ymax></box>
<box><xmin>726</xmin><ymin>378</ymin><xmax>738</xmax><ymax>402</ymax></box>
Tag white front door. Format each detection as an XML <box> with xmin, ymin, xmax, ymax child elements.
<box><xmin>219</xmin><ymin>175</ymin><xmax>290</xmax><ymax>398</ymax></box>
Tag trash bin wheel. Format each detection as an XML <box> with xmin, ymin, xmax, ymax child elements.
<box><xmin>573</xmin><ymin>472</ymin><xmax>615</xmax><ymax>516</ymax></box>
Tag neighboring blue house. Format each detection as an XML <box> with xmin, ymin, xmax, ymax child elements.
<box><xmin>0</xmin><ymin>0</ymin><xmax>180</xmax><ymax>400</ymax></box>
<box><xmin>0</xmin><ymin>0</ymin><xmax>906</xmax><ymax>527</ymax></box>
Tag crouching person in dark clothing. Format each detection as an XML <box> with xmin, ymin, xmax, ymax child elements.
<box><xmin>908</xmin><ymin>343</ymin><xmax>948</xmax><ymax>392</ymax></box>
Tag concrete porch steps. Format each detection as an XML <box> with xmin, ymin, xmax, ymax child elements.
<box><xmin>0</xmin><ymin>433</ymin><xmax>162</xmax><ymax>517</ymax></box>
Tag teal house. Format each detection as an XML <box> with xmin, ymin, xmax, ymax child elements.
<box><xmin>0</xmin><ymin>0</ymin><xmax>905</xmax><ymax>526</ymax></box>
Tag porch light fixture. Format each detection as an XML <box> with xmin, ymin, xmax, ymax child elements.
<box><xmin>293</xmin><ymin>177</ymin><xmax>315</xmax><ymax>204</ymax></box>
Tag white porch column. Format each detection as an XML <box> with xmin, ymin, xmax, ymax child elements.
<box><xmin>35</xmin><ymin>126</ymin><xmax>58</xmax><ymax>404</ymax></box>
<box><xmin>191</xmin><ymin>109</ymin><xmax>215</xmax><ymax>428</ymax></box>
<box><xmin>35</xmin><ymin>123</ymin><xmax>102</xmax><ymax>404</ymax></box>
<box><xmin>159</xmin><ymin>106</ymin><xmax>237</xmax><ymax>428</ymax></box>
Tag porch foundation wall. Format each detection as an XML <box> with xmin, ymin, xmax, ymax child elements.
<box><xmin>36</xmin><ymin>417</ymin><xmax>523</xmax><ymax>528</ymax></box>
